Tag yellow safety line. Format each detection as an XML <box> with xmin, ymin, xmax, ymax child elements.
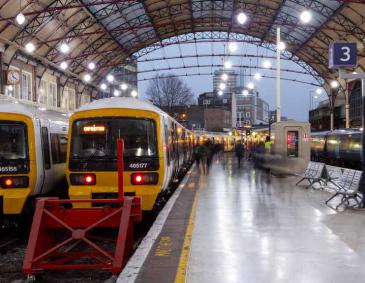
<box><xmin>174</xmin><ymin>189</ymin><xmax>199</xmax><ymax>283</ymax></box>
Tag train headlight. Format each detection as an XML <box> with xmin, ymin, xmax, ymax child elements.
<box><xmin>0</xmin><ymin>176</ymin><xmax>29</xmax><ymax>188</ymax></box>
<box><xmin>70</xmin><ymin>173</ymin><xmax>96</xmax><ymax>185</ymax></box>
<box><xmin>131</xmin><ymin>173</ymin><xmax>158</xmax><ymax>185</ymax></box>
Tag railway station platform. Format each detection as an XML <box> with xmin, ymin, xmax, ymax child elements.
<box><xmin>118</xmin><ymin>154</ymin><xmax>365</xmax><ymax>283</ymax></box>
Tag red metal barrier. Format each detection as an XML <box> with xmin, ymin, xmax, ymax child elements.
<box><xmin>22</xmin><ymin>139</ymin><xmax>142</xmax><ymax>276</ymax></box>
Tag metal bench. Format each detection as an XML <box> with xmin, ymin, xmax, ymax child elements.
<box><xmin>296</xmin><ymin>162</ymin><xmax>325</xmax><ymax>189</ymax></box>
<box><xmin>321</xmin><ymin>165</ymin><xmax>343</xmax><ymax>190</ymax></box>
<box><xmin>325</xmin><ymin>169</ymin><xmax>363</xmax><ymax>210</ymax></box>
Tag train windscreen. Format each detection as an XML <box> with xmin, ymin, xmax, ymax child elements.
<box><xmin>0</xmin><ymin>121</ymin><xmax>28</xmax><ymax>160</ymax></box>
<box><xmin>70</xmin><ymin>118</ymin><xmax>157</xmax><ymax>161</ymax></box>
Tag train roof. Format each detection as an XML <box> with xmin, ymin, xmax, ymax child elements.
<box><xmin>312</xmin><ymin>129</ymin><xmax>362</xmax><ymax>136</ymax></box>
<box><xmin>76</xmin><ymin>97</ymin><xmax>166</xmax><ymax>116</ymax></box>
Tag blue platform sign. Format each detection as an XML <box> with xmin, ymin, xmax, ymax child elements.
<box><xmin>329</xmin><ymin>42</ymin><xmax>357</xmax><ymax>69</ymax></box>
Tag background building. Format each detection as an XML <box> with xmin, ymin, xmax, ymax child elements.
<box><xmin>309</xmin><ymin>100</ymin><xmax>345</xmax><ymax>131</ymax></box>
<box><xmin>213</xmin><ymin>69</ymin><xmax>237</xmax><ymax>93</ymax></box>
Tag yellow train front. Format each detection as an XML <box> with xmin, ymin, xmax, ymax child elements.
<box><xmin>67</xmin><ymin>97</ymin><xmax>193</xmax><ymax>211</ymax></box>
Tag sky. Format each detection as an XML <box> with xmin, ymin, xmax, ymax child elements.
<box><xmin>137</xmin><ymin>40</ymin><xmax>328</xmax><ymax>122</ymax></box>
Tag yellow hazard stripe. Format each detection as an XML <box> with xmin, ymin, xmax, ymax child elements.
<box><xmin>174</xmin><ymin>190</ymin><xmax>199</xmax><ymax>283</ymax></box>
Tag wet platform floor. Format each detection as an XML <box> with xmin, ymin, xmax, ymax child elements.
<box><xmin>127</xmin><ymin>154</ymin><xmax>365</xmax><ymax>283</ymax></box>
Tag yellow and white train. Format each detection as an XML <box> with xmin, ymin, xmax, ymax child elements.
<box><xmin>66</xmin><ymin>97</ymin><xmax>194</xmax><ymax>211</ymax></box>
<box><xmin>0</xmin><ymin>101</ymin><xmax>68</xmax><ymax>217</ymax></box>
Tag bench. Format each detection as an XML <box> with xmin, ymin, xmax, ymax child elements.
<box><xmin>325</xmin><ymin>169</ymin><xmax>363</xmax><ymax>210</ymax></box>
<box><xmin>296</xmin><ymin>162</ymin><xmax>325</xmax><ymax>189</ymax></box>
<box><xmin>321</xmin><ymin>165</ymin><xmax>343</xmax><ymax>190</ymax></box>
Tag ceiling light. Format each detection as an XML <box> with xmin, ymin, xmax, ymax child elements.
<box><xmin>218</xmin><ymin>90</ymin><xmax>223</xmax><ymax>96</ymax></box>
<box><xmin>83</xmin><ymin>74</ymin><xmax>91</xmax><ymax>82</ymax></box>
<box><xmin>300</xmin><ymin>10</ymin><xmax>312</xmax><ymax>24</ymax></box>
<box><xmin>247</xmin><ymin>82</ymin><xmax>254</xmax><ymax>89</ymax></box>
<box><xmin>219</xmin><ymin>83</ymin><xmax>226</xmax><ymax>90</ymax></box>
<box><xmin>120</xmin><ymin>83</ymin><xmax>128</xmax><ymax>90</ymax></box>
<box><xmin>106</xmin><ymin>74</ymin><xmax>114</xmax><ymax>83</ymax></box>
<box><xmin>330</xmin><ymin>80</ymin><xmax>339</xmax><ymax>88</ymax></box>
<box><xmin>242</xmin><ymin>89</ymin><xmax>249</xmax><ymax>96</ymax></box>
<box><xmin>100</xmin><ymin>83</ymin><xmax>107</xmax><ymax>90</ymax></box>
<box><xmin>221</xmin><ymin>73</ymin><xmax>228</xmax><ymax>81</ymax></box>
<box><xmin>316</xmin><ymin>88</ymin><xmax>322</xmax><ymax>95</ymax></box>
<box><xmin>38</xmin><ymin>107</ymin><xmax>47</xmax><ymax>111</ymax></box>
<box><xmin>88</xmin><ymin>62</ymin><xmax>95</xmax><ymax>70</ymax></box>
<box><xmin>237</xmin><ymin>12</ymin><xmax>247</xmax><ymax>25</ymax></box>
<box><xmin>16</xmin><ymin>12</ymin><xmax>25</xmax><ymax>25</ymax></box>
<box><xmin>224</xmin><ymin>61</ymin><xmax>232</xmax><ymax>69</ymax></box>
<box><xmin>131</xmin><ymin>90</ymin><xmax>138</xmax><ymax>97</ymax></box>
<box><xmin>60</xmin><ymin>61</ymin><xmax>68</xmax><ymax>70</ymax></box>
<box><xmin>263</xmin><ymin>60</ymin><xmax>271</xmax><ymax>69</ymax></box>
<box><xmin>277</xmin><ymin>41</ymin><xmax>286</xmax><ymax>51</ymax></box>
<box><xmin>113</xmin><ymin>89</ymin><xmax>120</xmax><ymax>96</ymax></box>
<box><xmin>60</xmin><ymin>43</ymin><xmax>69</xmax><ymax>54</ymax></box>
<box><xmin>7</xmin><ymin>85</ymin><xmax>13</xmax><ymax>91</ymax></box>
<box><xmin>25</xmin><ymin>42</ymin><xmax>35</xmax><ymax>53</ymax></box>
<box><xmin>228</xmin><ymin>42</ymin><xmax>238</xmax><ymax>53</ymax></box>
<box><xmin>254</xmin><ymin>73</ymin><xmax>262</xmax><ymax>80</ymax></box>
<box><xmin>314</xmin><ymin>95</ymin><xmax>318</xmax><ymax>99</ymax></box>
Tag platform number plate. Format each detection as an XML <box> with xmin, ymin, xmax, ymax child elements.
<box><xmin>329</xmin><ymin>42</ymin><xmax>357</xmax><ymax>69</ymax></box>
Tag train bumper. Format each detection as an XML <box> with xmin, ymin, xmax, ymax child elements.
<box><xmin>0</xmin><ymin>189</ymin><xmax>31</xmax><ymax>215</ymax></box>
<box><xmin>69</xmin><ymin>186</ymin><xmax>159</xmax><ymax>211</ymax></box>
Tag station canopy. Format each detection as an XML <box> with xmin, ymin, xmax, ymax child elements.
<box><xmin>1</xmin><ymin>0</ymin><xmax>364</xmax><ymax>87</ymax></box>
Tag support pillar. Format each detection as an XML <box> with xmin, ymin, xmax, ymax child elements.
<box><xmin>276</xmin><ymin>27</ymin><xmax>281</xmax><ymax>123</ymax></box>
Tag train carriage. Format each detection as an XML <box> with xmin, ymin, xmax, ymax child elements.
<box><xmin>66</xmin><ymin>97</ymin><xmax>194</xmax><ymax>211</ymax></box>
<box><xmin>0</xmin><ymin>101</ymin><xmax>68</xmax><ymax>217</ymax></box>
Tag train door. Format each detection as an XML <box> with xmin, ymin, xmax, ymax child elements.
<box><xmin>40</xmin><ymin>122</ymin><xmax>53</xmax><ymax>194</ymax></box>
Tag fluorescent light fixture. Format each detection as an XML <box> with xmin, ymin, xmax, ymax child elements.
<box><xmin>120</xmin><ymin>83</ymin><xmax>128</xmax><ymax>90</ymax></box>
<box><xmin>83</xmin><ymin>74</ymin><xmax>91</xmax><ymax>82</ymax></box>
<box><xmin>100</xmin><ymin>83</ymin><xmax>107</xmax><ymax>90</ymax></box>
<box><xmin>106</xmin><ymin>74</ymin><xmax>114</xmax><ymax>83</ymax></box>
<box><xmin>219</xmin><ymin>83</ymin><xmax>226</xmax><ymax>90</ymax></box>
<box><xmin>88</xmin><ymin>62</ymin><xmax>95</xmax><ymax>70</ymax></box>
<box><xmin>277</xmin><ymin>41</ymin><xmax>286</xmax><ymax>51</ymax></box>
<box><xmin>254</xmin><ymin>73</ymin><xmax>262</xmax><ymax>80</ymax></box>
<box><xmin>16</xmin><ymin>12</ymin><xmax>26</xmax><ymax>25</ymax></box>
<box><xmin>25</xmin><ymin>42</ymin><xmax>35</xmax><ymax>53</ymax></box>
<box><xmin>263</xmin><ymin>60</ymin><xmax>271</xmax><ymax>68</ymax></box>
<box><xmin>316</xmin><ymin>88</ymin><xmax>322</xmax><ymax>95</ymax></box>
<box><xmin>221</xmin><ymin>73</ymin><xmax>228</xmax><ymax>81</ymax></box>
<box><xmin>300</xmin><ymin>10</ymin><xmax>312</xmax><ymax>24</ymax></box>
<box><xmin>237</xmin><ymin>12</ymin><xmax>247</xmax><ymax>24</ymax></box>
<box><xmin>60</xmin><ymin>43</ymin><xmax>69</xmax><ymax>54</ymax></box>
<box><xmin>60</xmin><ymin>61</ymin><xmax>68</xmax><ymax>70</ymax></box>
<box><xmin>224</xmin><ymin>61</ymin><xmax>232</xmax><ymax>69</ymax></box>
<box><xmin>242</xmin><ymin>89</ymin><xmax>249</xmax><ymax>96</ymax></box>
<box><xmin>218</xmin><ymin>90</ymin><xmax>223</xmax><ymax>96</ymax></box>
<box><xmin>228</xmin><ymin>42</ymin><xmax>238</xmax><ymax>52</ymax></box>
<box><xmin>330</xmin><ymin>80</ymin><xmax>339</xmax><ymax>88</ymax></box>
<box><xmin>247</xmin><ymin>82</ymin><xmax>254</xmax><ymax>89</ymax></box>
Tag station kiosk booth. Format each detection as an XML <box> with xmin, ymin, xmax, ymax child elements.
<box><xmin>270</xmin><ymin>121</ymin><xmax>311</xmax><ymax>174</ymax></box>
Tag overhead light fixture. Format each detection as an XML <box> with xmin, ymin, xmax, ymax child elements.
<box><xmin>25</xmin><ymin>42</ymin><xmax>35</xmax><ymax>53</ymax></box>
<box><xmin>237</xmin><ymin>12</ymin><xmax>247</xmax><ymax>25</ymax></box>
<box><xmin>224</xmin><ymin>61</ymin><xmax>232</xmax><ymax>69</ymax></box>
<box><xmin>38</xmin><ymin>107</ymin><xmax>47</xmax><ymax>111</ymax></box>
<box><xmin>83</xmin><ymin>74</ymin><xmax>91</xmax><ymax>82</ymax></box>
<box><xmin>219</xmin><ymin>83</ymin><xmax>226</xmax><ymax>90</ymax></box>
<box><xmin>228</xmin><ymin>42</ymin><xmax>238</xmax><ymax>53</ymax></box>
<box><xmin>131</xmin><ymin>90</ymin><xmax>138</xmax><ymax>97</ymax></box>
<box><xmin>106</xmin><ymin>74</ymin><xmax>114</xmax><ymax>83</ymax></box>
<box><xmin>277</xmin><ymin>41</ymin><xmax>286</xmax><ymax>51</ymax></box>
<box><xmin>60</xmin><ymin>43</ymin><xmax>70</xmax><ymax>54</ymax></box>
<box><xmin>7</xmin><ymin>85</ymin><xmax>13</xmax><ymax>91</ymax></box>
<box><xmin>60</xmin><ymin>61</ymin><xmax>68</xmax><ymax>70</ymax></box>
<box><xmin>247</xmin><ymin>82</ymin><xmax>255</xmax><ymax>89</ymax></box>
<box><xmin>100</xmin><ymin>83</ymin><xmax>107</xmax><ymax>90</ymax></box>
<box><xmin>300</xmin><ymin>10</ymin><xmax>312</xmax><ymax>24</ymax></box>
<box><xmin>16</xmin><ymin>12</ymin><xmax>26</xmax><ymax>25</ymax></box>
<box><xmin>218</xmin><ymin>90</ymin><xmax>223</xmax><ymax>96</ymax></box>
<box><xmin>330</xmin><ymin>80</ymin><xmax>339</xmax><ymax>88</ymax></box>
<box><xmin>242</xmin><ymin>89</ymin><xmax>249</xmax><ymax>96</ymax></box>
<box><xmin>113</xmin><ymin>89</ymin><xmax>120</xmax><ymax>97</ymax></box>
<box><xmin>316</xmin><ymin>88</ymin><xmax>322</xmax><ymax>95</ymax></box>
<box><xmin>120</xmin><ymin>83</ymin><xmax>128</xmax><ymax>90</ymax></box>
<box><xmin>263</xmin><ymin>60</ymin><xmax>272</xmax><ymax>69</ymax></box>
<box><xmin>254</xmin><ymin>73</ymin><xmax>262</xmax><ymax>80</ymax></box>
<box><xmin>88</xmin><ymin>62</ymin><xmax>95</xmax><ymax>70</ymax></box>
<box><xmin>314</xmin><ymin>95</ymin><xmax>318</xmax><ymax>99</ymax></box>
<box><xmin>221</xmin><ymin>73</ymin><xmax>228</xmax><ymax>81</ymax></box>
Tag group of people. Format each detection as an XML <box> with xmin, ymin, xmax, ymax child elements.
<box><xmin>235</xmin><ymin>136</ymin><xmax>272</xmax><ymax>168</ymax></box>
<box><xmin>194</xmin><ymin>140</ymin><xmax>224</xmax><ymax>174</ymax></box>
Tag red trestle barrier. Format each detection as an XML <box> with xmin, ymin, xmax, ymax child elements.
<box><xmin>22</xmin><ymin>139</ymin><xmax>142</xmax><ymax>276</ymax></box>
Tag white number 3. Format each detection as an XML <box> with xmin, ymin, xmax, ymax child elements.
<box><xmin>340</xmin><ymin>46</ymin><xmax>351</xmax><ymax>62</ymax></box>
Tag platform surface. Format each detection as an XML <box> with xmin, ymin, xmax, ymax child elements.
<box><xmin>130</xmin><ymin>154</ymin><xmax>365</xmax><ymax>283</ymax></box>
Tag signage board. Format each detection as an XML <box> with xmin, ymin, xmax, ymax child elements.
<box><xmin>329</xmin><ymin>42</ymin><xmax>357</xmax><ymax>69</ymax></box>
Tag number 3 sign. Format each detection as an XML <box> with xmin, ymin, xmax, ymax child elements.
<box><xmin>329</xmin><ymin>42</ymin><xmax>357</xmax><ymax>69</ymax></box>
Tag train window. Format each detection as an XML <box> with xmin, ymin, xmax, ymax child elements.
<box><xmin>51</xmin><ymin>134</ymin><xmax>68</xmax><ymax>164</ymax></box>
<box><xmin>0</xmin><ymin>121</ymin><xmax>28</xmax><ymax>160</ymax></box>
<box><xmin>41</xmin><ymin>127</ymin><xmax>51</xmax><ymax>169</ymax></box>
<box><xmin>164</xmin><ymin>124</ymin><xmax>170</xmax><ymax>165</ymax></box>
<box><xmin>71</xmin><ymin>118</ymin><xmax>157</xmax><ymax>159</ymax></box>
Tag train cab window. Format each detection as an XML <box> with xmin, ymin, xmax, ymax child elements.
<box><xmin>71</xmin><ymin>118</ymin><xmax>157</xmax><ymax>160</ymax></box>
<box><xmin>0</xmin><ymin>121</ymin><xmax>28</xmax><ymax>160</ymax></box>
<box><xmin>41</xmin><ymin>127</ymin><xmax>51</xmax><ymax>169</ymax></box>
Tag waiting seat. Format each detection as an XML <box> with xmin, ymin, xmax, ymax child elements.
<box><xmin>296</xmin><ymin>162</ymin><xmax>325</xmax><ymax>189</ymax></box>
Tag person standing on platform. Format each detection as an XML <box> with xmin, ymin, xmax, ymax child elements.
<box><xmin>264</xmin><ymin>136</ymin><xmax>272</xmax><ymax>154</ymax></box>
<box><xmin>234</xmin><ymin>142</ymin><xmax>245</xmax><ymax>168</ymax></box>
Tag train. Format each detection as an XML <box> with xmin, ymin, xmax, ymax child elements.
<box><xmin>66</xmin><ymin>97</ymin><xmax>197</xmax><ymax>211</ymax></box>
<box><xmin>0</xmin><ymin>100</ymin><xmax>68</xmax><ymax>218</ymax></box>
<box><xmin>311</xmin><ymin>129</ymin><xmax>362</xmax><ymax>170</ymax></box>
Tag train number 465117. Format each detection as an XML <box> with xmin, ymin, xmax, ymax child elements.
<box><xmin>129</xmin><ymin>163</ymin><xmax>148</xmax><ymax>169</ymax></box>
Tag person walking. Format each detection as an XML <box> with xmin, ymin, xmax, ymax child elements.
<box><xmin>234</xmin><ymin>142</ymin><xmax>245</xmax><ymax>168</ymax></box>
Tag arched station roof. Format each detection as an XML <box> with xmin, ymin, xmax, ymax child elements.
<box><xmin>0</xmin><ymin>0</ymin><xmax>364</xmax><ymax>88</ymax></box>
